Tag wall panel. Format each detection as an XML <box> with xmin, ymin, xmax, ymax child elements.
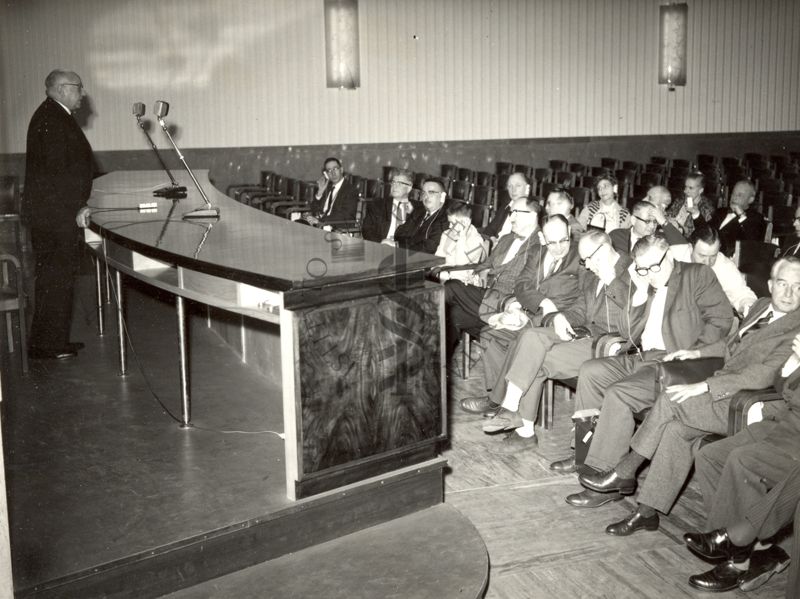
<box><xmin>1</xmin><ymin>0</ymin><xmax>798</xmax><ymax>155</ymax></box>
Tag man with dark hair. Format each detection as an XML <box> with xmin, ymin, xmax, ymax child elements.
<box><xmin>551</xmin><ymin>233</ymin><xmax>732</xmax><ymax>489</ymax></box>
<box><xmin>612</xmin><ymin>197</ymin><xmax>687</xmax><ymax>257</ymax></box>
<box><xmin>394</xmin><ymin>177</ymin><xmax>449</xmax><ymax>253</ymax></box>
<box><xmin>481</xmin><ymin>172</ymin><xmax>531</xmax><ymax>240</ymax></box>
<box><xmin>666</xmin><ymin>171</ymin><xmax>715</xmax><ymax>237</ymax></box>
<box><xmin>304</xmin><ymin>156</ymin><xmax>360</xmax><ymax>226</ymax></box>
<box><xmin>545</xmin><ymin>188</ymin><xmax>584</xmax><ymax>239</ymax></box>
<box><xmin>361</xmin><ymin>168</ymin><xmax>414</xmax><ymax>244</ymax></box>
<box><xmin>24</xmin><ymin>69</ymin><xmax>95</xmax><ymax>360</ymax></box>
<box><xmin>706</xmin><ymin>180</ymin><xmax>766</xmax><ymax>257</ymax></box>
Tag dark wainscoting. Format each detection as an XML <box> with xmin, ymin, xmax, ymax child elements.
<box><xmin>2</xmin><ymin>130</ymin><xmax>799</xmax><ymax>196</ymax></box>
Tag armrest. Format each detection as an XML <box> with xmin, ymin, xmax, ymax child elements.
<box><xmin>591</xmin><ymin>333</ymin><xmax>626</xmax><ymax>358</ymax></box>
<box><xmin>268</xmin><ymin>201</ymin><xmax>312</xmax><ymax>215</ymax></box>
<box><xmin>727</xmin><ymin>387</ymin><xmax>783</xmax><ymax>436</ymax></box>
<box><xmin>655</xmin><ymin>358</ymin><xmax>725</xmax><ymax>393</ymax></box>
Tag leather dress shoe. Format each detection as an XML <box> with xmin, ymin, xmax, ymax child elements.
<box><xmin>689</xmin><ymin>560</ymin><xmax>746</xmax><ymax>592</ymax></box>
<box><xmin>605</xmin><ymin>510</ymin><xmax>660</xmax><ymax>536</ymax></box>
<box><xmin>579</xmin><ymin>469</ymin><xmax>636</xmax><ymax>495</ymax></box>
<box><xmin>482</xmin><ymin>407</ymin><xmax>523</xmax><ymax>433</ymax></box>
<box><xmin>28</xmin><ymin>347</ymin><xmax>77</xmax><ymax>360</ymax></box>
<box><xmin>683</xmin><ymin>528</ymin><xmax>755</xmax><ymax>561</ymax></box>
<box><xmin>565</xmin><ymin>488</ymin><xmax>624</xmax><ymax>508</ymax></box>
<box><xmin>459</xmin><ymin>397</ymin><xmax>500</xmax><ymax>416</ymax></box>
<box><xmin>549</xmin><ymin>455</ymin><xmax>576</xmax><ymax>473</ymax></box>
<box><xmin>67</xmin><ymin>342</ymin><xmax>85</xmax><ymax>351</ymax></box>
<box><xmin>489</xmin><ymin>431</ymin><xmax>538</xmax><ymax>454</ymax></box>
<box><xmin>739</xmin><ymin>545</ymin><xmax>791</xmax><ymax>591</ymax></box>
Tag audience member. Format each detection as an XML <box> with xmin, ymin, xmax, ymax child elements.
<box><xmin>361</xmin><ymin>168</ymin><xmax>414</xmax><ymax>244</ymax></box>
<box><xmin>394</xmin><ymin>178</ymin><xmax>449</xmax><ymax>253</ymax></box>
<box><xmin>706</xmin><ymin>180</ymin><xmax>766</xmax><ymax>257</ymax></box>
<box><xmin>577</xmin><ymin>258</ymin><xmax>800</xmax><ymax>540</ymax></box>
<box><xmin>303</xmin><ymin>157</ymin><xmax>360</xmax><ymax>226</ymax></box>
<box><xmin>551</xmin><ymin>234</ymin><xmax>733</xmax><ymax>486</ymax></box>
<box><xmin>435</xmin><ymin>202</ymin><xmax>488</xmax><ymax>284</ymax></box>
<box><xmin>478</xmin><ymin>230</ymin><xmax>633</xmax><ymax>450</ymax></box>
<box><xmin>666</xmin><ymin>172</ymin><xmax>715</xmax><ymax>237</ymax></box>
<box><xmin>481</xmin><ymin>172</ymin><xmax>531</xmax><ymax>240</ymax></box>
<box><xmin>578</xmin><ymin>174</ymin><xmax>630</xmax><ymax>233</ymax></box>
<box><xmin>782</xmin><ymin>204</ymin><xmax>800</xmax><ymax>257</ymax></box>
<box><xmin>444</xmin><ymin>197</ymin><xmax>540</xmax><ymax>358</ymax></box>
<box><xmin>544</xmin><ymin>188</ymin><xmax>584</xmax><ymax>239</ymax></box>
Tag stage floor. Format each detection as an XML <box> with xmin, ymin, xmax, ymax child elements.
<box><xmin>3</xmin><ymin>277</ymin><xmax>287</xmax><ymax>590</ymax></box>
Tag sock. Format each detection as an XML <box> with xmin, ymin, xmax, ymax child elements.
<box><xmin>731</xmin><ymin>558</ymin><xmax>750</xmax><ymax>571</ymax></box>
<box><xmin>501</xmin><ymin>382</ymin><xmax>523</xmax><ymax>412</ymax></box>
<box><xmin>515</xmin><ymin>418</ymin><xmax>535</xmax><ymax>438</ymax></box>
<box><xmin>636</xmin><ymin>503</ymin><xmax>656</xmax><ymax>518</ymax></box>
<box><xmin>753</xmin><ymin>541</ymin><xmax>772</xmax><ymax>551</ymax></box>
<box><xmin>615</xmin><ymin>451</ymin><xmax>646</xmax><ymax>479</ymax></box>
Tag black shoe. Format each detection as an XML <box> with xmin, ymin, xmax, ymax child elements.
<box><xmin>689</xmin><ymin>561</ymin><xmax>746</xmax><ymax>592</ymax></box>
<box><xmin>67</xmin><ymin>342</ymin><xmax>85</xmax><ymax>351</ymax></box>
<box><xmin>683</xmin><ymin>528</ymin><xmax>755</xmax><ymax>561</ymax></box>
<box><xmin>459</xmin><ymin>397</ymin><xmax>500</xmax><ymax>416</ymax></box>
<box><xmin>579</xmin><ymin>469</ymin><xmax>636</xmax><ymax>494</ymax></box>
<box><xmin>550</xmin><ymin>456</ymin><xmax>576</xmax><ymax>474</ymax></box>
<box><xmin>739</xmin><ymin>545</ymin><xmax>791</xmax><ymax>591</ymax></box>
<box><xmin>605</xmin><ymin>510</ymin><xmax>660</xmax><ymax>536</ymax></box>
<box><xmin>565</xmin><ymin>488</ymin><xmax>624</xmax><ymax>508</ymax></box>
<box><xmin>28</xmin><ymin>347</ymin><xmax>78</xmax><ymax>360</ymax></box>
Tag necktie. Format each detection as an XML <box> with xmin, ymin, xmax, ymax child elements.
<box><xmin>321</xmin><ymin>185</ymin><xmax>334</xmax><ymax>216</ymax></box>
<box><xmin>544</xmin><ymin>257</ymin><xmax>559</xmax><ymax>278</ymax></box>
<box><xmin>740</xmin><ymin>310</ymin><xmax>772</xmax><ymax>340</ymax></box>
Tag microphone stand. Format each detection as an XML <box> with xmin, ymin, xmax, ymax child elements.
<box><xmin>136</xmin><ymin>116</ymin><xmax>187</xmax><ymax>200</ymax></box>
<box><xmin>157</xmin><ymin>118</ymin><xmax>220</xmax><ymax>220</ymax></box>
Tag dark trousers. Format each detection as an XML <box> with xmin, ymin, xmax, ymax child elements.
<box><xmin>444</xmin><ymin>280</ymin><xmax>485</xmax><ymax>357</ymax></box>
<box><xmin>29</xmin><ymin>229</ymin><xmax>79</xmax><ymax>350</ymax></box>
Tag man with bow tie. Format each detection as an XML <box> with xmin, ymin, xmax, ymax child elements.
<box><xmin>303</xmin><ymin>157</ymin><xmax>359</xmax><ymax>227</ymax></box>
<box><xmin>394</xmin><ymin>178</ymin><xmax>450</xmax><ymax>254</ymax></box>
<box><xmin>578</xmin><ymin>257</ymin><xmax>800</xmax><ymax>541</ymax></box>
<box><xmin>706</xmin><ymin>180</ymin><xmax>766</xmax><ymax>257</ymax></box>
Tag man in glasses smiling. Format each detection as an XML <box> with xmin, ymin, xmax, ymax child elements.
<box><xmin>361</xmin><ymin>168</ymin><xmax>414</xmax><ymax>244</ymax></box>
<box><xmin>303</xmin><ymin>157</ymin><xmax>359</xmax><ymax>226</ymax></box>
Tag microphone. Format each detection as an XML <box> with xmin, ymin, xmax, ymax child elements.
<box><xmin>154</xmin><ymin>100</ymin><xmax>219</xmax><ymax>220</ymax></box>
<box><xmin>131</xmin><ymin>101</ymin><xmax>186</xmax><ymax>199</ymax></box>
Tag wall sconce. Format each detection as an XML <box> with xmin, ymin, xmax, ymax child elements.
<box><xmin>659</xmin><ymin>3</ymin><xmax>688</xmax><ymax>91</ymax></box>
<box><xmin>324</xmin><ymin>0</ymin><xmax>360</xmax><ymax>89</ymax></box>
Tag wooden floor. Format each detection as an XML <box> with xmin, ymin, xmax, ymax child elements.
<box><xmin>443</xmin><ymin>341</ymin><xmax>791</xmax><ymax>599</ymax></box>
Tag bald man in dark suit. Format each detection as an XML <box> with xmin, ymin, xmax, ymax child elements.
<box><xmin>24</xmin><ymin>69</ymin><xmax>94</xmax><ymax>360</ymax></box>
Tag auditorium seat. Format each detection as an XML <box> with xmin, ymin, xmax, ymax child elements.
<box><xmin>590</xmin><ymin>166</ymin><xmax>611</xmax><ymax>178</ymax></box>
<box><xmin>600</xmin><ymin>157</ymin><xmax>619</xmax><ymax>170</ymax></box>
<box><xmin>513</xmin><ymin>164</ymin><xmax>532</xmax><ymax>179</ymax></box>
<box><xmin>671</xmin><ymin>158</ymin><xmax>692</xmax><ymax>169</ymax></box>
<box><xmin>533</xmin><ymin>168</ymin><xmax>553</xmax><ymax>193</ymax></box>
<box><xmin>495</xmin><ymin>161</ymin><xmax>514</xmax><ymax>176</ymax></box>
<box><xmin>569</xmin><ymin>186</ymin><xmax>593</xmax><ymax>210</ymax></box>
<box><xmin>696</xmin><ymin>154</ymin><xmax>717</xmax><ymax>169</ymax></box>
<box><xmin>440</xmin><ymin>164</ymin><xmax>458</xmax><ymax>181</ymax></box>
<box><xmin>622</xmin><ymin>160</ymin><xmax>640</xmax><ymax>174</ymax></box>
<box><xmin>569</xmin><ymin>163</ymin><xmax>588</xmax><ymax>177</ymax></box>
<box><xmin>0</xmin><ymin>253</ymin><xmax>28</xmax><ymax>374</ymax></box>
<box><xmin>638</xmin><ymin>172</ymin><xmax>662</xmax><ymax>187</ymax></box>
<box><xmin>475</xmin><ymin>171</ymin><xmax>496</xmax><ymax>188</ymax></box>
<box><xmin>457</xmin><ymin>167</ymin><xmax>477</xmax><ymax>183</ymax></box>
<box><xmin>451</xmin><ymin>180</ymin><xmax>474</xmax><ymax>203</ymax></box>
<box><xmin>650</xmin><ymin>156</ymin><xmax>669</xmax><ymax>167</ymax></box>
<box><xmin>549</xmin><ymin>159</ymin><xmax>568</xmax><ymax>172</ymax></box>
<box><xmin>0</xmin><ymin>176</ymin><xmax>25</xmax><ymax>258</ymax></box>
<box><xmin>553</xmin><ymin>171</ymin><xmax>575</xmax><ymax>186</ymax></box>
<box><xmin>668</xmin><ymin>165</ymin><xmax>690</xmax><ymax>179</ymax></box>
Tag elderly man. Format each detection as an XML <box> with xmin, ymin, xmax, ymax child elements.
<box><xmin>361</xmin><ymin>168</ymin><xmax>414</xmax><ymax>244</ymax></box>
<box><xmin>394</xmin><ymin>178</ymin><xmax>449</xmax><ymax>253</ymax></box>
<box><xmin>479</xmin><ymin>230</ymin><xmax>633</xmax><ymax>450</ymax></box>
<box><xmin>545</xmin><ymin>188</ymin><xmax>584</xmax><ymax>239</ymax></box>
<box><xmin>582</xmin><ymin>257</ymin><xmax>800</xmax><ymax>543</ymax></box>
<box><xmin>480</xmin><ymin>172</ymin><xmax>531</xmax><ymax>240</ymax></box>
<box><xmin>610</xmin><ymin>198</ymin><xmax>687</xmax><ymax>257</ymax></box>
<box><xmin>671</xmin><ymin>227</ymin><xmax>757</xmax><ymax>316</ymax></box>
<box><xmin>444</xmin><ymin>197</ymin><xmax>540</xmax><ymax>358</ymax></box>
<box><xmin>303</xmin><ymin>157</ymin><xmax>360</xmax><ymax>226</ymax></box>
<box><xmin>707</xmin><ymin>180</ymin><xmax>766</xmax><ymax>257</ymax></box>
<box><xmin>24</xmin><ymin>69</ymin><xmax>94</xmax><ymax>360</ymax></box>
<box><xmin>666</xmin><ymin>172</ymin><xmax>715</xmax><ymax>237</ymax></box>
<box><xmin>551</xmin><ymin>233</ymin><xmax>733</xmax><ymax>489</ymax></box>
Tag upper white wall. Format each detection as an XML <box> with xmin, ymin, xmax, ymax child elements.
<box><xmin>1</xmin><ymin>0</ymin><xmax>798</xmax><ymax>153</ymax></box>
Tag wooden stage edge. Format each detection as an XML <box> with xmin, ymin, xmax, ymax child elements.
<box><xmin>18</xmin><ymin>459</ymin><xmax>463</xmax><ymax>599</ymax></box>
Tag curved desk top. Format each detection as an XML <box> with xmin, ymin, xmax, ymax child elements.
<box><xmin>87</xmin><ymin>171</ymin><xmax>442</xmax><ymax>307</ymax></box>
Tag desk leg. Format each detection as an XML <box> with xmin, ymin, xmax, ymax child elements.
<box><xmin>176</xmin><ymin>295</ymin><xmax>191</xmax><ymax>428</ymax></box>
<box><xmin>114</xmin><ymin>270</ymin><xmax>127</xmax><ymax>376</ymax></box>
<box><xmin>95</xmin><ymin>258</ymin><xmax>105</xmax><ymax>336</ymax></box>
<box><xmin>105</xmin><ymin>260</ymin><xmax>112</xmax><ymax>305</ymax></box>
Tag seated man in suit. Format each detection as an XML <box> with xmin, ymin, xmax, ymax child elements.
<box><xmin>444</xmin><ymin>197</ymin><xmax>540</xmax><ymax>359</ymax></box>
<box><xmin>361</xmin><ymin>168</ymin><xmax>414</xmax><ymax>244</ymax></box>
<box><xmin>302</xmin><ymin>157</ymin><xmax>360</xmax><ymax>227</ymax></box>
<box><xmin>394</xmin><ymin>178</ymin><xmax>449</xmax><ymax>254</ymax></box>
<box><xmin>611</xmin><ymin>196</ymin><xmax>688</xmax><ymax>258</ymax></box>
<box><xmin>781</xmin><ymin>204</ymin><xmax>800</xmax><ymax>257</ymax></box>
<box><xmin>670</xmin><ymin>227</ymin><xmax>757</xmax><ymax>317</ymax></box>
<box><xmin>480</xmin><ymin>172</ymin><xmax>531</xmax><ymax>241</ymax></box>
<box><xmin>683</xmin><ymin>336</ymin><xmax>800</xmax><ymax>592</ymax></box>
<box><xmin>478</xmin><ymin>230</ymin><xmax>634</xmax><ymax>451</ymax></box>
<box><xmin>578</xmin><ymin>258</ymin><xmax>800</xmax><ymax>538</ymax></box>
<box><xmin>707</xmin><ymin>179</ymin><xmax>766</xmax><ymax>257</ymax></box>
<box><xmin>544</xmin><ymin>187</ymin><xmax>584</xmax><ymax>239</ymax></box>
<box><xmin>551</xmin><ymin>233</ymin><xmax>733</xmax><ymax>486</ymax></box>
<box><xmin>665</xmin><ymin>171</ymin><xmax>715</xmax><ymax>238</ymax></box>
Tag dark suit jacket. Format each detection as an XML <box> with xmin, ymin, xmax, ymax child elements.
<box><xmin>360</xmin><ymin>197</ymin><xmax>393</xmax><ymax>242</ymax></box>
<box><xmin>609</xmin><ymin>222</ymin><xmax>687</xmax><ymax>257</ymax></box>
<box><xmin>394</xmin><ymin>203</ymin><xmax>449</xmax><ymax>254</ymax></box>
<box><xmin>707</xmin><ymin>207</ymin><xmax>766</xmax><ymax>257</ymax></box>
<box><xmin>311</xmin><ymin>179</ymin><xmax>360</xmax><ymax>224</ymax></box>
<box><xmin>24</xmin><ymin>97</ymin><xmax>94</xmax><ymax>236</ymax></box>
<box><xmin>480</xmin><ymin>202</ymin><xmax>510</xmax><ymax>239</ymax></box>
<box><xmin>467</xmin><ymin>233</ymin><xmax>534</xmax><ymax>321</ymax></box>
<box><xmin>631</xmin><ymin>261</ymin><xmax>733</xmax><ymax>353</ymax></box>
<box><xmin>507</xmin><ymin>239</ymin><xmax>581</xmax><ymax>317</ymax></box>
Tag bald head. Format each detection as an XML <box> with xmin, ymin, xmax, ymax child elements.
<box><xmin>45</xmin><ymin>69</ymin><xmax>85</xmax><ymax>112</ymax></box>
<box><xmin>730</xmin><ymin>180</ymin><xmax>757</xmax><ymax>211</ymax></box>
<box><xmin>646</xmin><ymin>186</ymin><xmax>672</xmax><ymax>212</ymax></box>
<box><xmin>506</xmin><ymin>173</ymin><xmax>531</xmax><ymax>202</ymax></box>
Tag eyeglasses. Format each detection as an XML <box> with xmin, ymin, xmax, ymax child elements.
<box><xmin>61</xmin><ymin>82</ymin><xmax>84</xmax><ymax>91</ymax></box>
<box><xmin>510</xmin><ymin>209</ymin><xmax>532</xmax><ymax>214</ymax></box>
<box><xmin>634</xmin><ymin>250</ymin><xmax>668</xmax><ymax>276</ymax></box>
<box><xmin>323</xmin><ymin>166</ymin><xmax>342</xmax><ymax>174</ymax></box>
<box><xmin>579</xmin><ymin>244</ymin><xmax>604</xmax><ymax>266</ymax></box>
<box><xmin>391</xmin><ymin>180</ymin><xmax>412</xmax><ymax>187</ymax></box>
<box><xmin>422</xmin><ymin>190</ymin><xmax>442</xmax><ymax>197</ymax></box>
<box><xmin>545</xmin><ymin>237</ymin><xmax>570</xmax><ymax>247</ymax></box>
<box><xmin>793</xmin><ymin>216</ymin><xmax>800</xmax><ymax>223</ymax></box>
<box><xmin>633</xmin><ymin>214</ymin><xmax>657</xmax><ymax>227</ymax></box>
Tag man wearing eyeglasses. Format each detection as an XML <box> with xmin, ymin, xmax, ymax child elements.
<box><xmin>303</xmin><ymin>157</ymin><xmax>359</xmax><ymax>226</ymax></box>
<box><xmin>394</xmin><ymin>178</ymin><xmax>450</xmax><ymax>254</ymax></box>
<box><xmin>706</xmin><ymin>180</ymin><xmax>766</xmax><ymax>257</ymax></box>
<box><xmin>24</xmin><ymin>70</ymin><xmax>94</xmax><ymax>360</ymax></box>
<box><xmin>361</xmin><ymin>168</ymin><xmax>414</xmax><ymax>244</ymax></box>
<box><xmin>610</xmin><ymin>197</ymin><xmax>687</xmax><ymax>257</ymax></box>
<box><xmin>552</xmin><ymin>233</ymin><xmax>732</xmax><ymax>494</ymax></box>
